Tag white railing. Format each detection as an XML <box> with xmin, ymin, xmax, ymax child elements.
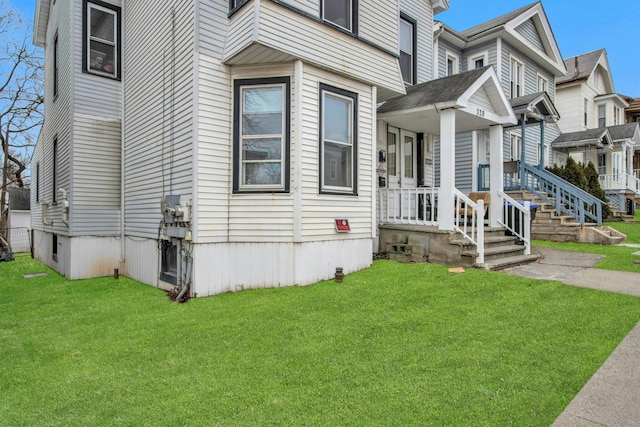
<box><xmin>453</xmin><ymin>189</ymin><xmax>485</xmax><ymax>264</ymax></box>
<box><xmin>600</xmin><ymin>173</ymin><xmax>640</xmax><ymax>196</ymax></box>
<box><xmin>378</xmin><ymin>187</ymin><xmax>439</xmax><ymax>226</ymax></box>
<box><xmin>634</xmin><ymin>169</ymin><xmax>640</xmax><ymax>179</ymax></box>
<box><xmin>498</xmin><ymin>191</ymin><xmax>532</xmax><ymax>256</ymax></box>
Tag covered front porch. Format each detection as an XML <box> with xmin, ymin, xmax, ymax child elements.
<box><xmin>375</xmin><ymin>67</ymin><xmax>536</xmax><ymax>265</ymax></box>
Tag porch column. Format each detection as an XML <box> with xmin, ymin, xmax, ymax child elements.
<box><xmin>519</xmin><ymin>113</ymin><xmax>526</xmax><ymax>188</ymax></box>
<box><xmin>438</xmin><ymin>109</ymin><xmax>456</xmax><ymax>230</ymax></box>
<box><xmin>538</xmin><ymin>118</ymin><xmax>545</xmax><ymax>170</ymax></box>
<box><xmin>489</xmin><ymin>124</ymin><xmax>504</xmax><ymax>227</ymax></box>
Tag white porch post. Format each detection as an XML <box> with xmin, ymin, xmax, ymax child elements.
<box><xmin>438</xmin><ymin>109</ymin><xmax>456</xmax><ymax>230</ymax></box>
<box><xmin>489</xmin><ymin>124</ymin><xmax>504</xmax><ymax>227</ymax></box>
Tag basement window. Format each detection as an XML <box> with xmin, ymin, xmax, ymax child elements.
<box><xmin>160</xmin><ymin>240</ymin><xmax>178</xmax><ymax>285</ymax></box>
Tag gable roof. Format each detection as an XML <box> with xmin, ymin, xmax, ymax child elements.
<box><xmin>509</xmin><ymin>91</ymin><xmax>560</xmax><ymax>122</ymax></box>
<box><xmin>8</xmin><ymin>188</ymin><xmax>31</xmax><ymax>211</ymax></box>
<box><xmin>443</xmin><ymin>2</ymin><xmax>565</xmax><ymax>76</ymax></box>
<box><xmin>551</xmin><ymin>128</ymin><xmax>613</xmax><ymax>149</ymax></box>
<box><xmin>607</xmin><ymin>123</ymin><xmax>640</xmax><ymax>144</ymax></box>
<box><xmin>557</xmin><ymin>49</ymin><xmax>606</xmax><ymax>85</ymax></box>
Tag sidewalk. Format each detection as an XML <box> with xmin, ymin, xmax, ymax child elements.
<box><xmin>504</xmin><ymin>246</ymin><xmax>640</xmax><ymax>426</ymax></box>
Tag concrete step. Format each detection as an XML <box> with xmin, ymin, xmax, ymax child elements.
<box><xmin>462</xmin><ymin>243</ymin><xmax>526</xmax><ymax>261</ymax></box>
<box><xmin>476</xmin><ymin>253</ymin><xmax>542</xmax><ymax>271</ymax></box>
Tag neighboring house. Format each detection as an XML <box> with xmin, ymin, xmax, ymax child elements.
<box><xmin>554</xmin><ymin>49</ymin><xmax>640</xmax><ymax>211</ymax></box>
<box><xmin>623</xmin><ymin>97</ymin><xmax>640</xmax><ymax>175</ymax></box>
<box><xmin>6</xmin><ymin>188</ymin><xmax>31</xmax><ymax>252</ymax></box>
<box><xmin>430</xmin><ymin>1</ymin><xmax>566</xmax><ymax>193</ymax></box>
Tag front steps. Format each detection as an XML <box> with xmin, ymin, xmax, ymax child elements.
<box><xmin>506</xmin><ymin>190</ymin><xmax>626</xmax><ymax>244</ymax></box>
<box><xmin>378</xmin><ymin>224</ymin><xmax>539</xmax><ymax>270</ymax></box>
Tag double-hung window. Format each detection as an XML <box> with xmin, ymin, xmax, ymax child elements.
<box><xmin>446</xmin><ymin>51</ymin><xmax>459</xmax><ymax>76</ymax></box>
<box><xmin>83</xmin><ymin>1</ymin><xmax>120</xmax><ymax>79</ymax></box>
<box><xmin>537</xmin><ymin>74</ymin><xmax>548</xmax><ymax>93</ymax></box>
<box><xmin>510</xmin><ymin>56</ymin><xmax>524</xmax><ymax>97</ymax></box>
<box><xmin>399</xmin><ymin>14</ymin><xmax>416</xmax><ymax>85</ymax></box>
<box><xmin>320</xmin><ymin>84</ymin><xmax>357</xmax><ymax>195</ymax></box>
<box><xmin>229</xmin><ymin>0</ymin><xmax>249</xmax><ymax>12</ymax></box>
<box><xmin>597</xmin><ymin>104</ymin><xmax>606</xmax><ymax>127</ymax></box>
<box><xmin>510</xmin><ymin>133</ymin><xmax>522</xmax><ymax>162</ymax></box>
<box><xmin>322</xmin><ymin>0</ymin><xmax>357</xmax><ymax>33</ymax></box>
<box><xmin>469</xmin><ymin>52</ymin><xmax>488</xmax><ymax>70</ymax></box>
<box><xmin>233</xmin><ymin>77</ymin><xmax>290</xmax><ymax>193</ymax></box>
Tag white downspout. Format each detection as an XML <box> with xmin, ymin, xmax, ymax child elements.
<box><xmin>119</xmin><ymin>1</ymin><xmax>126</xmax><ymax>266</ymax></box>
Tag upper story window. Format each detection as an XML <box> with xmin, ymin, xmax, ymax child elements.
<box><xmin>510</xmin><ymin>133</ymin><xmax>522</xmax><ymax>161</ymax></box>
<box><xmin>597</xmin><ymin>104</ymin><xmax>606</xmax><ymax>127</ymax></box>
<box><xmin>510</xmin><ymin>56</ymin><xmax>524</xmax><ymax>98</ymax></box>
<box><xmin>614</xmin><ymin>106</ymin><xmax>621</xmax><ymax>125</ymax></box>
<box><xmin>446</xmin><ymin>51</ymin><xmax>459</xmax><ymax>76</ymax></box>
<box><xmin>322</xmin><ymin>0</ymin><xmax>358</xmax><ymax>33</ymax></box>
<box><xmin>537</xmin><ymin>74</ymin><xmax>548</xmax><ymax>93</ymax></box>
<box><xmin>83</xmin><ymin>1</ymin><xmax>120</xmax><ymax>80</ymax></box>
<box><xmin>52</xmin><ymin>137</ymin><xmax>58</xmax><ymax>203</ymax></box>
<box><xmin>229</xmin><ymin>0</ymin><xmax>249</xmax><ymax>12</ymax></box>
<box><xmin>584</xmin><ymin>98</ymin><xmax>589</xmax><ymax>127</ymax></box>
<box><xmin>469</xmin><ymin>51</ymin><xmax>488</xmax><ymax>70</ymax></box>
<box><xmin>233</xmin><ymin>77</ymin><xmax>291</xmax><ymax>193</ymax></box>
<box><xmin>399</xmin><ymin>14</ymin><xmax>416</xmax><ymax>85</ymax></box>
<box><xmin>320</xmin><ymin>84</ymin><xmax>357</xmax><ymax>195</ymax></box>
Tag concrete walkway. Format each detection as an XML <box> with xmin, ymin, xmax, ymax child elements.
<box><xmin>503</xmin><ymin>246</ymin><xmax>640</xmax><ymax>426</ymax></box>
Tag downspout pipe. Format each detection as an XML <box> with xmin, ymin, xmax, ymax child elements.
<box><xmin>539</xmin><ymin>118</ymin><xmax>545</xmax><ymax>170</ymax></box>
<box><xmin>119</xmin><ymin>1</ymin><xmax>126</xmax><ymax>266</ymax></box>
<box><xmin>520</xmin><ymin>113</ymin><xmax>526</xmax><ymax>189</ymax></box>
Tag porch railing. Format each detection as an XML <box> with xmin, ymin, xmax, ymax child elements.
<box><xmin>453</xmin><ymin>189</ymin><xmax>485</xmax><ymax>264</ymax></box>
<box><xmin>599</xmin><ymin>173</ymin><xmax>640</xmax><ymax>196</ymax></box>
<box><xmin>498</xmin><ymin>192</ymin><xmax>531</xmax><ymax>255</ymax></box>
<box><xmin>478</xmin><ymin>162</ymin><xmax>603</xmax><ymax>226</ymax></box>
<box><xmin>378</xmin><ymin>187</ymin><xmax>439</xmax><ymax>226</ymax></box>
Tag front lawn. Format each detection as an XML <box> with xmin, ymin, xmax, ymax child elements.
<box><xmin>2</xmin><ymin>254</ymin><xmax>639</xmax><ymax>426</ymax></box>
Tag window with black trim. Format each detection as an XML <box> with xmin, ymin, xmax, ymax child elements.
<box><xmin>35</xmin><ymin>162</ymin><xmax>40</xmax><ymax>203</ymax></box>
<box><xmin>52</xmin><ymin>234</ymin><xmax>58</xmax><ymax>262</ymax></box>
<box><xmin>52</xmin><ymin>137</ymin><xmax>58</xmax><ymax>203</ymax></box>
<box><xmin>399</xmin><ymin>14</ymin><xmax>416</xmax><ymax>85</ymax></box>
<box><xmin>320</xmin><ymin>84</ymin><xmax>357</xmax><ymax>195</ymax></box>
<box><xmin>322</xmin><ymin>0</ymin><xmax>357</xmax><ymax>33</ymax></box>
<box><xmin>83</xmin><ymin>0</ymin><xmax>120</xmax><ymax>79</ymax></box>
<box><xmin>53</xmin><ymin>32</ymin><xmax>59</xmax><ymax>97</ymax></box>
<box><xmin>233</xmin><ymin>77</ymin><xmax>291</xmax><ymax>193</ymax></box>
<box><xmin>229</xmin><ymin>0</ymin><xmax>249</xmax><ymax>12</ymax></box>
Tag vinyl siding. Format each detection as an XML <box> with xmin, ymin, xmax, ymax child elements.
<box><xmin>299</xmin><ymin>65</ymin><xmax>374</xmax><ymax>240</ymax></box>
<box><xmin>437</xmin><ymin>40</ymin><xmax>462</xmax><ymax>79</ymax></box>
<box><xmin>400</xmin><ymin>0</ymin><xmax>434</xmax><ymax>83</ymax></box>
<box><xmin>123</xmin><ymin>0</ymin><xmax>196</xmax><ymax>239</ymax></box>
<box><xmin>433</xmin><ymin>131</ymin><xmax>473</xmax><ymax>193</ymax></box>
<box><xmin>500</xmin><ymin>41</ymin><xmax>552</xmax><ymax>99</ymax></box>
<box><xmin>515</xmin><ymin>18</ymin><xmax>544</xmax><ymax>52</ymax></box>
<box><xmin>223</xmin><ymin>1</ymin><xmax>404</xmax><ymax>101</ymax></box>
<box><xmin>31</xmin><ymin>0</ymin><xmax>73</xmax><ymax>236</ymax></box>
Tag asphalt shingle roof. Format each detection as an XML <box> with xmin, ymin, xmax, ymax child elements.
<box><xmin>557</xmin><ymin>49</ymin><xmax>605</xmax><ymax>85</ymax></box>
<box><xmin>606</xmin><ymin>123</ymin><xmax>640</xmax><ymax>141</ymax></box>
<box><xmin>8</xmin><ymin>188</ymin><xmax>30</xmax><ymax>211</ymax></box>
<box><xmin>377</xmin><ymin>67</ymin><xmax>490</xmax><ymax>114</ymax></box>
<box><xmin>551</xmin><ymin>128</ymin><xmax>611</xmax><ymax>148</ymax></box>
<box><xmin>460</xmin><ymin>1</ymin><xmax>539</xmax><ymax>39</ymax></box>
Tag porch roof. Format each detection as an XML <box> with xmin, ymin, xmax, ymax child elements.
<box><xmin>377</xmin><ymin>67</ymin><xmax>516</xmax><ymax>134</ymax></box>
<box><xmin>551</xmin><ymin>128</ymin><xmax>612</xmax><ymax>149</ymax></box>
<box><xmin>606</xmin><ymin>123</ymin><xmax>640</xmax><ymax>144</ymax></box>
<box><xmin>509</xmin><ymin>91</ymin><xmax>560</xmax><ymax>122</ymax></box>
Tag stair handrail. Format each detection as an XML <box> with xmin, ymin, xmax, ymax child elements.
<box><xmin>522</xmin><ymin>164</ymin><xmax>602</xmax><ymax>226</ymax></box>
<box><xmin>498</xmin><ymin>191</ymin><xmax>531</xmax><ymax>256</ymax></box>
<box><xmin>453</xmin><ymin>188</ymin><xmax>485</xmax><ymax>264</ymax></box>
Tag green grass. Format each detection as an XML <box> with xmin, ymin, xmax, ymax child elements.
<box><xmin>2</xmin><ymin>254</ymin><xmax>640</xmax><ymax>426</ymax></box>
<box><xmin>533</xmin><ymin>220</ymin><xmax>640</xmax><ymax>273</ymax></box>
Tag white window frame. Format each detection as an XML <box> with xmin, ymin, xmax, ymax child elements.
<box><xmin>614</xmin><ymin>106</ymin><xmax>621</xmax><ymax>125</ymax></box>
<box><xmin>233</xmin><ymin>77</ymin><xmax>290</xmax><ymax>193</ymax></box>
<box><xmin>510</xmin><ymin>55</ymin><xmax>524</xmax><ymax>97</ymax></box>
<box><xmin>322</xmin><ymin>0</ymin><xmax>356</xmax><ymax>33</ymax></box>
<box><xmin>469</xmin><ymin>51</ymin><xmax>488</xmax><ymax>70</ymax></box>
<box><xmin>84</xmin><ymin>1</ymin><xmax>119</xmax><ymax>79</ymax></box>
<box><xmin>537</xmin><ymin>73</ymin><xmax>548</xmax><ymax>93</ymax></box>
<box><xmin>510</xmin><ymin>133</ymin><xmax>522</xmax><ymax>161</ymax></box>
<box><xmin>597</xmin><ymin>103</ymin><xmax>606</xmax><ymax>128</ymax></box>
<box><xmin>320</xmin><ymin>84</ymin><xmax>357</xmax><ymax>195</ymax></box>
<box><xmin>446</xmin><ymin>50</ymin><xmax>459</xmax><ymax>76</ymax></box>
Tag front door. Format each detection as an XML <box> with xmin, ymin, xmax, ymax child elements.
<box><xmin>387</xmin><ymin>127</ymin><xmax>418</xmax><ymax>218</ymax></box>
